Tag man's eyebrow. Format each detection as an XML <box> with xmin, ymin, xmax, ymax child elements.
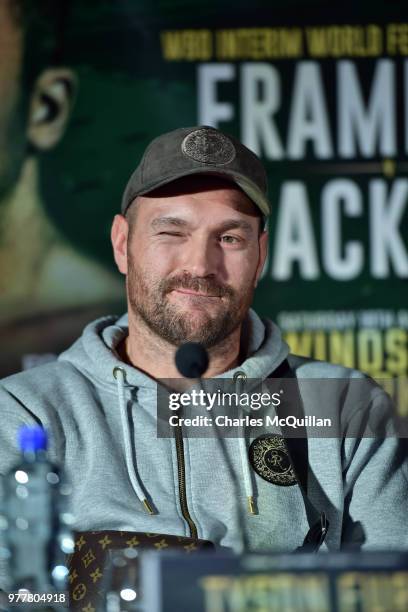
<box><xmin>150</xmin><ymin>217</ymin><xmax>255</xmax><ymax>234</ymax></box>
<box><xmin>151</xmin><ymin>217</ymin><xmax>189</xmax><ymax>229</ymax></box>
<box><xmin>216</xmin><ymin>219</ymin><xmax>254</xmax><ymax>235</ymax></box>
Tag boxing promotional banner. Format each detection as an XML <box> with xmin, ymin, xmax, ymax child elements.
<box><xmin>0</xmin><ymin>1</ymin><xmax>406</xmax><ymax>416</ymax></box>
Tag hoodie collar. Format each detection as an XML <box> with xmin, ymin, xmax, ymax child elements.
<box><xmin>59</xmin><ymin>309</ymin><xmax>289</xmax><ymax>388</ymax></box>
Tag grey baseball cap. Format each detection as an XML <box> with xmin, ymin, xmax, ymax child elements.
<box><xmin>121</xmin><ymin>126</ymin><xmax>270</xmax><ymax>216</ymax></box>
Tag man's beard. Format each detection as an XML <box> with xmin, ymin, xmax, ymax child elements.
<box><xmin>127</xmin><ymin>257</ymin><xmax>255</xmax><ymax>349</ymax></box>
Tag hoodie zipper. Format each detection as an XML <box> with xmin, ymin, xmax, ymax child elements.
<box><xmin>174</xmin><ymin>419</ymin><xmax>198</xmax><ymax>539</ymax></box>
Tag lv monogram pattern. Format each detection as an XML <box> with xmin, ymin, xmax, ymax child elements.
<box><xmin>67</xmin><ymin>531</ymin><xmax>214</xmax><ymax>611</ymax></box>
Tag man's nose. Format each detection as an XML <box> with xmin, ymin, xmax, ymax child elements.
<box><xmin>180</xmin><ymin>234</ymin><xmax>220</xmax><ymax>277</ymax></box>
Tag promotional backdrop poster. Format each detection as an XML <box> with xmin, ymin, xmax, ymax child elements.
<box><xmin>0</xmin><ymin>0</ymin><xmax>407</xmax><ymax>421</ymax></box>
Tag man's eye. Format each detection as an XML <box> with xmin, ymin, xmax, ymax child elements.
<box><xmin>220</xmin><ymin>235</ymin><xmax>240</xmax><ymax>244</ymax></box>
<box><xmin>158</xmin><ymin>232</ymin><xmax>183</xmax><ymax>237</ymax></box>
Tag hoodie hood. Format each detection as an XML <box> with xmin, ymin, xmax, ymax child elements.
<box><xmin>58</xmin><ymin>308</ymin><xmax>289</xmax><ymax>387</ymax></box>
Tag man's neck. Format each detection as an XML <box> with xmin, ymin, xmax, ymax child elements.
<box><xmin>0</xmin><ymin>157</ymin><xmax>125</xmax><ymax>322</ymax></box>
<box><xmin>119</xmin><ymin>311</ymin><xmax>242</xmax><ymax>379</ymax></box>
<box><xmin>0</xmin><ymin>158</ymin><xmax>55</xmax><ymax>301</ymax></box>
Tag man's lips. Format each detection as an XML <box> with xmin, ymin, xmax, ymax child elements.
<box><xmin>171</xmin><ymin>288</ymin><xmax>221</xmax><ymax>299</ymax></box>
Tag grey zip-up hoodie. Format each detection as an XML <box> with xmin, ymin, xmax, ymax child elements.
<box><xmin>0</xmin><ymin>310</ymin><xmax>407</xmax><ymax>588</ymax></box>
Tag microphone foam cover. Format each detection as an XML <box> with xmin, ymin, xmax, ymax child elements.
<box><xmin>175</xmin><ymin>342</ymin><xmax>209</xmax><ymax>378</ymax></box>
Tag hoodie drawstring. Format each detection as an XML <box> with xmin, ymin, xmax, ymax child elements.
<box><xmin>112</xmin><ymin>365</ymin><xmax>255</xmax><ymax>518</ymax></box>
<box><xmin>113</xmin><ymin>366</ymin><xmax>154</xmax><ymax>515</ymax></box>
<box><xmin>233</xmin><ymin>371</ymin><xmax>256</xmax><ymax>515</ymax></box>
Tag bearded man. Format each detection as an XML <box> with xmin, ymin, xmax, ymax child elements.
<box><xmin>0</xmin><ymin>127</ymin><xmax>407</xmax><ymax>595</ymax></box>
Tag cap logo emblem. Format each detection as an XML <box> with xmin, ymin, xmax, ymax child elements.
<box><xmin>249</xmin><ymin>434</ymin><xmax>297</xmax><ymax>487</ymax></box>
<box><xmin>181</xmin><ymin>128</ymin><xmax>236</xmax><ymax>165</ymax></box>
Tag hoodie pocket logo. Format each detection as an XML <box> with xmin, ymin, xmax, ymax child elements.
<box><xmin>249</xmin><ymin>435</ymin><xmax>297</xmax><ymax>486</ymax></box>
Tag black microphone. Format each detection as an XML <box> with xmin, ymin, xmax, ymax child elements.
<box><xmin>175</xmin><ymin>342</ymin><xmax>209</xmax><ymax>378</ymax></box>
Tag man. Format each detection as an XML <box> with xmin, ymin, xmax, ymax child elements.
<box><xmin>0</xmin><ymin>0</ymin><xmax>124</xmax><ymax>376</ymax></box>
<box><xmin>0</xmin><ymin>126</ymin><xmax>407</xmax><ymax>585</ymax></box>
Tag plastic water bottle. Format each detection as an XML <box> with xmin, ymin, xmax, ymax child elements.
<box><xmin>0</xmin><ymin>426</ymin><xmax>74</xmax><ymax>599</ymax></box>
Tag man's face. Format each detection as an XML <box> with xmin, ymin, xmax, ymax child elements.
<box><xmin>0</xmin><ymin>0</ymin><xmax>26</xmax><ymax>200</ymax></box>
<box><xmin>117</xmin><ymin>176</ymin><xmax>268</xmax><ymax>348</ymax></box>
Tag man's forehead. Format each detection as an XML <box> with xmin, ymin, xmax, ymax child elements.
<box><xmin>0</xmin><ymin>0</ymin><xmax>23</xmax><ymax>61</ymax></box>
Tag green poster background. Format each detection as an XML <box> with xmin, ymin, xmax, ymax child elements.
<box><xmin>0</xmin><ymin>1</ymin><xmax>406</xmax><ymax>415</ymax></box>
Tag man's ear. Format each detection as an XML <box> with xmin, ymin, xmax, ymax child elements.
<box><xmin>111</xmin><ymin>214</ymin><xmax>129</xmax><ymax>275</ymax></box>
<box><xmin>27</xmin><ymin>67</ymin><xmax>77</xmax><ymax>150</ymax></box>
<box><xmin>254</xmin><ymin>230</ymin><xmax>269</xmax><ymax>286</ymax></box>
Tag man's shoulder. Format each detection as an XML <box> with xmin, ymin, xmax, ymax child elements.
<box><xmin>0</xmin><ymin>359</ymin><xmax>82</xmax><ymax>401</ymax></box>
<box><xmin>287</xmin><ymin>353</ymin><xmax>368</xmax><ymax>380</ymax></box>
<box><xmin>286</xmin><ymin>354</ymin><xmax>390</xmax><ymax>418</ymax></box>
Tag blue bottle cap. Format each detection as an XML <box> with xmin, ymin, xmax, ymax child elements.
<box><xmin>18</xmin><ymin>426</ymin><xmax>48</xmax><ymax>453</ymax></box>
